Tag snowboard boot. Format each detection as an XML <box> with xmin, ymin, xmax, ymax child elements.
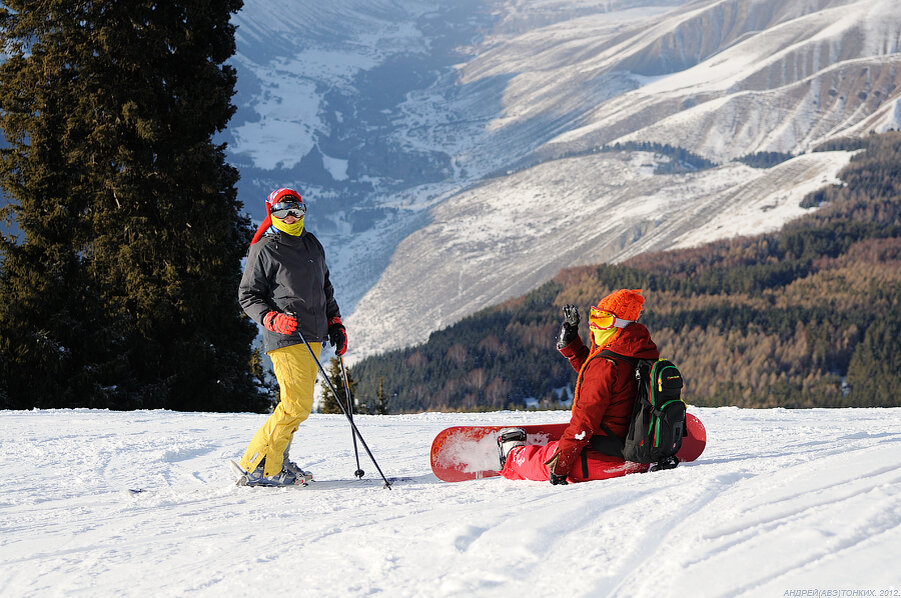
<box><xmin>650</xmin><ymin>456</ymin><xmax>680</xmax><ymax>472</ymax></box>
<box><xmin>497</xmin><ymin>428</ymin><xmax>527</xmax><ymax>469</ymax></box>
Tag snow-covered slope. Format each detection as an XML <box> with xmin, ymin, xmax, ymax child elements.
<box><xmin>225</xmin><ymin>0</ymin><xmax>901</xmax><ymax>356</ymax></box>
<box><xmin>348</xmin><ymin>149</ymin><xmax>853</xmax><ymax>355</ymax></box>
<box><xmin>3</xmin><ymin>407</ymin><xmax>899</xmax><ymax>596</ymax></box>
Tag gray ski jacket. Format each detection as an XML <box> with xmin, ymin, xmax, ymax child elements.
<box><xmin>238</xmin><ymin>229</ymin><xmax>340</xmax><ymax>353</ymax></box>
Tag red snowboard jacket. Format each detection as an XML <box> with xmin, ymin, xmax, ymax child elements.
<box><xmin>551</xmin><ymin>323</ymin><xmax>659</xmax><ymax>477</ymax></box>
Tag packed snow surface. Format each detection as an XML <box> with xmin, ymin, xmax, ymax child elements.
<box><xmin>2</xmin><ymin>407</ymin><xmax>899</xmax><ymax>597</ymax></box>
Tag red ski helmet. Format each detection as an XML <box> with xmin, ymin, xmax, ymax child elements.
<box><xmin>266</xmin><ymin>187</ymin><xmax>303</xmax><ymax>210</ymax></box>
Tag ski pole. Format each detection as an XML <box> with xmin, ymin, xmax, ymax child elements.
<box><xmin>339</xmin><ymin>355</ymin><xmax>365</xmax><ymax>479</ymax></box>
<box><xmin>288</xmin><ymin>319</ymin><xmax>392</xmax><ymax>489</ymax></box>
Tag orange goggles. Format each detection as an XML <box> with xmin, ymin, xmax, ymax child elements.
<box><xmin>589</xmin><ymin>307</ymin><xmax>629</xmax><ymax>331</ymax></box>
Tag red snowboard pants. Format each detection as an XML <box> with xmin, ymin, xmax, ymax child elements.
<box><xmin>500</xmin><ymin>440</ymin><xmax>649</xmax><ymax>483</ymax></box>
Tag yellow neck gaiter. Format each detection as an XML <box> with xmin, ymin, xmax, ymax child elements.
<box><xmin>271</xmin><ymin>216</ymin><xmax>305</xmax><ymax>236</ymax></box>
<box><xmin>591</xmin><ymin>327</ymin><xmax>621</xmax><ymax>350</ymax></box>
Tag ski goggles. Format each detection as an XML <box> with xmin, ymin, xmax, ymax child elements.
<box><xmin>588</xmin><ymin>307</ymin><xmax>631</xmax><ymax>330</ymax></box>
<box><xmin>270</xmin><ymin>200</ymin><xmax>306</xmax><ymax>220</ymax></box>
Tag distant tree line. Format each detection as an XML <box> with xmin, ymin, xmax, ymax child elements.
<box><xmin>351</xmin><ymin>132</ymin><xmax>901</xmax><ymax>412</ymax></box>
<box><xmin>497</xmin><ymin>140</ymin><xmax>719</xmax><ymax>180</ymax></box>
<box><xmin>319</xmin><ymin>357</ymin><xmax>388</xmax><ymax>415</ymax></box>
<box><xmin>605</xmin><ymin>141</ymin><xmax>717</xmax><ymax>173</ymax></box>
<box><xmin>735</xmin><ymin>151</ymin><xmax>794</xmax><ymax>168</ymax></box>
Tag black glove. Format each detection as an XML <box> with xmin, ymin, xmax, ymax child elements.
<box><xmin>549</xmin><ymin>471</ymin><xmax>569</xmax><ymax>485</ymax></box>
<box><xmin>544</xmin><ymin>450</ymin><xmax>570</xmax><ymax>485</ymax></box>
<box><xmin>555</xmin><ymin>304</ymin><xmax>580</xmax><ymax>349</ymax></box>
<box><xmin>328</xmin><ymin>316</ymin><xmax>347</xmax><ymax>356</ymax></box>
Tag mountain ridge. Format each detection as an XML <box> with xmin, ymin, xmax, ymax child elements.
<box><xmin>349</xmin><ymin>131</ymin><xmax>901</xmax><ymax>411</ymax></box>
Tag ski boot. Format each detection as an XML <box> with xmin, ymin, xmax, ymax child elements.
<box><xmin>496</xmin><ymin>427</ymin><xmax>527</xmax><ymax>469</ymax></box>
<box><xmin>282</xmin><ymin>443</ymin><xmax>314</xmax><ymax>484</ymax></box>
<box><xmin>231</xmin><ymin>459</ymin><xmax>300</xmax><ymax>487</ymax></box>
<box><xmin>282</xmin><ymin>456</ymin><xmax>314</xmax><ymax>484</ymax></box>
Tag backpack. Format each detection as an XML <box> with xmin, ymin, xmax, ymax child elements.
<box><xmin>591</xmin><ymin>350</ymin><xmax>687</xmax><ymax>469</ymax></box>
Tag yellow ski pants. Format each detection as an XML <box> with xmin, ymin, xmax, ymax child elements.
<box><xmin>240</xmin><ymin>342</ymin><xmax>321</xmax><ymax>476</ymax></box>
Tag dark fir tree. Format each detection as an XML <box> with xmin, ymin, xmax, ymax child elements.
<box><xmin>375</xmin><ymin>377</ymin><xmax>390</xmax><ymax>415</ymax></box>
<box><xmin>0</xmin><ymin>1</ymin><xmax>266</xmax><ymax>411</ymax></box>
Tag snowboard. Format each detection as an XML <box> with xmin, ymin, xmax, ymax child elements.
<box><xmin>430</xmin><ymin>412</ymin><xmax>707</xmax><ymax>482</ymax></box>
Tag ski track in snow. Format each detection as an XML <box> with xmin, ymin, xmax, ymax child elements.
<box><xmin>2</xmin><ymin>408</ymin><xmax>900</xmax><ymax>597</ymax></box>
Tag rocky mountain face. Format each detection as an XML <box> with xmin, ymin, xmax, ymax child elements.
<box><xmin>225</xmin><ymin>0</ymin><xmax>901</xmax><ymax>357</ymax></box>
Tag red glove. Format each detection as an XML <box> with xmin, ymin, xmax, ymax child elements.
<box><xmin>263</xmin><ymin>311</ymin><xmax>297</xmax><ymax>335</ymax></box>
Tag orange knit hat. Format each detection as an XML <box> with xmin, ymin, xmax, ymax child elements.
<box><xmin>597</xmin><ymin>289</ymin><xmax>644</xmax><ymax>321</ymax></box>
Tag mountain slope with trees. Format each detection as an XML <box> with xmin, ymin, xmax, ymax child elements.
<box><xmin>352</xmin><ymin>132</ymin><xmax>901</xmax><ymax>411</ymax></box>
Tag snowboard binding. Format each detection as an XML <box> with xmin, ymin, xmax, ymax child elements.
<box><xmin>497</xmin><ymin>428</ymin><xmax>527</xmax><ymax>468</ymax></box>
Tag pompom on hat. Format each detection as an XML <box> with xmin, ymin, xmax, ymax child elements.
<box><xmin>597</xmin><ymin>289</ymin><xmax>645</xmax><ymax>322</ymax></box>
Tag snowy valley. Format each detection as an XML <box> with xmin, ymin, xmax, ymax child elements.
<box><xmin>224</xmin><ymin>0</ymin><xmax>901</xmax><ymax>357</ymax></box>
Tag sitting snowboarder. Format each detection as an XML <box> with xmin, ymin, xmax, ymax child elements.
<box><xmin>497</xmin><ymin>289</ymin><xmax>658</xmax><ymax>484</ymax></box>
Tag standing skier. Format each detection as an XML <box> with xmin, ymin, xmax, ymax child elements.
<box><xmin>235</xmin><ymin>188</ymin><xmax>348</xmax><ymax>486</ymax></box>
<box><xmin>497</xmin><ymin>289</ymin><xmax>658</xmax><ymax>484</ymax></box>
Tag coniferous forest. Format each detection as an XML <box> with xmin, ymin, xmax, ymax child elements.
<box><xmin>0</xmin><ymin>1</ymin><xmax>269</xmax><ymax>411</ymax></box>
<box><xmin>352</xmin><ymin>132</ymin><xmax>901</xmax><ymax>412</ymax></box>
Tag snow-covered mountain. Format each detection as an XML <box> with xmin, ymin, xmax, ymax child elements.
<box><xmin>3</xmin><ymin>407</ymin><xmax>899</xmax><ymax>596</ymax></box>
<box><xmin>224</xmin><ymin>0</ymin><xmax>901</xmax><ymax>357</ymax></box>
